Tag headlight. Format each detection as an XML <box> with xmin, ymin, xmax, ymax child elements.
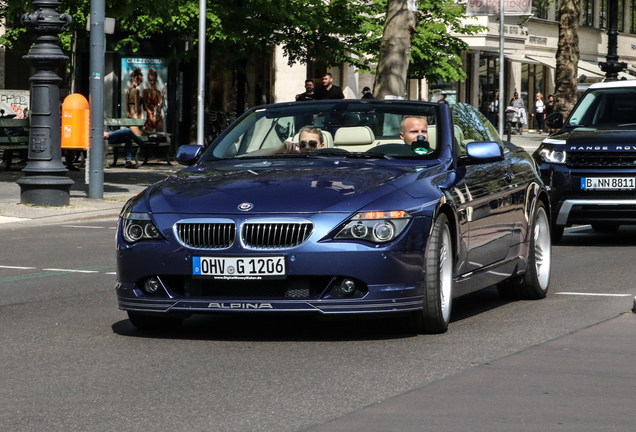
<box><xmin>538</xmin><ymin>148</ymin><xmax>567</xmax><ymax>164</ymax></box>
<box><xmin>121</xmin><ymin>212</ymin><xmax>164</xmax><ymax>243</ymax></box>
<box><xmin>335</xmin><ymin>211</ymin><xmax>411</xmax><ymax>243</ymax></box>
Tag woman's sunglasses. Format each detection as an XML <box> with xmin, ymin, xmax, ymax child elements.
<box><xmin>299</xmin><ymin>140</ymin><xmax>318</xmax><ymax>149</ymax></box>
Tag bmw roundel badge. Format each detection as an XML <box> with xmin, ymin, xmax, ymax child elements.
<box><xmin>238</xmin><ymin>202</ymin><xmax>253</xmax><ymax>211</ymax></box>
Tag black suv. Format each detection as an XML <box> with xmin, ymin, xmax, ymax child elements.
<box><xmin>533</xmin><ymin>81</ymin><xmax>636</xmax><ymax>242</ymax></box>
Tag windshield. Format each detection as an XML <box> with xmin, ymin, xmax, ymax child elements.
<box><xmin>202</xmin><ymin>101</ymin><xmax>440</xmax><ymax>161</ymax></box>
<box><xmin>568</xmin><ymin>87</ymin><xmax>636</xmax><ymax>128</ymax></box>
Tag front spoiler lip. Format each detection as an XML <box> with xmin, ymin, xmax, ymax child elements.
<box><xmin>118</xmin><ymin>295</ymin><xmax>424</xmax><ymax>314</ymax></box>
<box><xmin>556</xmin><ymin>199</ymin><xmax>636</xmax><ymax>225</ymax></box>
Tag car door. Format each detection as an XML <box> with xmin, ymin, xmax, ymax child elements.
<box><xmin>452</xmin><ymin>104</ymin><xmax>516</xmax><ymax>273</ymax></box>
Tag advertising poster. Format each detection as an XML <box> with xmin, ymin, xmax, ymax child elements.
<box><xmin>120</xmin><ymin>57</ymin><xmax>167</xmax><ymax>134</ymax></box>
<box><xmin>0</xmin><ymin>90</ymin><xmax>30</xmax><ymax>119</ymax></box>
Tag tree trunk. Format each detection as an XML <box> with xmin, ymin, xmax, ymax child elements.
<box><xmin>374</xmin><ymin>0</ymin><xmax>416</xmax><ymax>100</ymax></box>
<box><xmin>554</xmin><ymin>0</ymin><xmax>580</xmax><ymax>116</ymax></box>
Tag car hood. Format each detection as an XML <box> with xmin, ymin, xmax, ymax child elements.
<box><xmin>147</xmin><ymin>159</ymin><xmax>437</xmax><ymax>214</ymax></box>
<box><xmin>553</xmin><ymin>129</ymin><xmax>636</xmax><ymax>149</ymax></box>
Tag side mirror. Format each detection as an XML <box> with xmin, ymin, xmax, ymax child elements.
<box><xmin>463</xmin><ymin>141</ymin><xmax>504</xmax><ymax>164</ymax></box>
<box><xmin>545</xmin><ymin>112</ymin><xmax>564</xmax><ymax>129</ymax></box>
<box><xmin>176</xmin><ymin>145</ymin><xmax>204</xmax><ymax>166</ymax></box>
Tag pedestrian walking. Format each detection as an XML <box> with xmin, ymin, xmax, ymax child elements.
<box><xmin>361</xmin><ymin>86</ymin><xmax>373</xmax><ymax>99</ymax></box>
<box><xmin>510</xmin><ymin>92</ymin><xmax>527</xmax><ymax>129</ymax></box>
<box><xmin>531</xmin><ymin>93</ymin><xmax>546</xmax><ymax>133</ymax></box>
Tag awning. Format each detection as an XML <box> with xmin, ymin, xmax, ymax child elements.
<box><xmin>526</xmin><ymin>55</ymin><xmax>605</xmax><ymax>79</ymax></box>
<box><xmin>525</xmin><ymin>55</ymin><xmax>557</xmax><ymax>69</ymax></box>
<box><xmin>481</xmin><ymin>52</ymin><xmax>540</xmax><ymax>64</ymax></box>
<box><xmin>578</xmin><ymin>60</ymin><xmax>636</xmax><ymax>80</ymax></box>
<box><xmin>505</xmin><ymin>54</ymin><xmax>539</xmax><ymax>64</ymax></box>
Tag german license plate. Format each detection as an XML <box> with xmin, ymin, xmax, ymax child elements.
<box><xmin>193</xmin><ymin>256</ymin><xmax>285</xmax><ymax>279</ymax></box>
<box><xmin>581</xmin><ymin>177</ymin><xmax>635</xmax><ymax>190</ymax></box>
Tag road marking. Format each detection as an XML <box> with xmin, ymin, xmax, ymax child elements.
<box><xmin>42</xmin><ymin>268</ymin><xmax>100</xmax><ymax>273</ymax></box>
<box><xmin>0</xmin><ymin>216</ymin><xmax>30</xmax><ymax>224</ymax></box>
<box><xmin>0</xmin><ymin>271</ymin><xmax>76</xmax><ymax>283</ymax></box>
<box><xmin>0</xmin><ymin>265</ymin><xmax>37</xmax><ymax>270</ymax></box>
<box><xmin>556</xmin><ymin>292</ymin><xmax>632</xmax><ymax>297</ymax></box>
<box><xmin>61</xmin><ymin>225</ymin><xmax>110</xmax><ymax>229</ymax></box>
<box><xmin>0</xmin><ymin>265</ymin><xmax>115</xmax><ymax>284</ymax></box>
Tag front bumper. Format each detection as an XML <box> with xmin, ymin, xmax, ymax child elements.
<box><xmin>116</xmin><ymin>214</ymin><xmax>432</xmax><ymax>316</ymax></box>
<box><xmin>538</xmin><ymin>163</ymin><xmax>636</xmax><ymax>226</ymax></box>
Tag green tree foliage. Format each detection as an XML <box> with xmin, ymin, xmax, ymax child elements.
<box><xmin>352</xmin><ymin>0</ymin><xmax>484</xmax><ymax>83</ymax></box>
<box><xmin>1</xmin><ymin>0</ymin><xmax>482</xmax><ymax>82</ymax></box>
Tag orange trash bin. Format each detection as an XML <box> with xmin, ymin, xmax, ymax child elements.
<box><xmin>61</xmin><ymin>93</ymin><xmax>90</xmax><ymax>150</ymax></box>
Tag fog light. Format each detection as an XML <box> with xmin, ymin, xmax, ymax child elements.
<box><xmin>144</xmin><ymin>277</ymin><xmax>161</xmax><ymax>294</ymax></box>
<box><xmin>340</xmin><ymin>279</ymin><xmax>356</xmax><ymax>295</ymax></box>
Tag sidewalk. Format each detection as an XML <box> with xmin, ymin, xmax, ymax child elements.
<box><xmin>0</xmin><ymin>161</ymin><xmax>179</xmax><ymax>227</ymax></box>
<box><xmin>507</xmin><ymin>129</ymin><xmax>546</xmax><ymax>154</ymax></box>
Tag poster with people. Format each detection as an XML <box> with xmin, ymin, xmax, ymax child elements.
<box><xmin>120</xmin><ymin>58</ymin><xmax>167</xmax><ymax>134</ymax></box>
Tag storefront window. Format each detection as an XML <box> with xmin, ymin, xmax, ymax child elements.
<box><xmin>521</xmin><ymin>63</ymin><xmax>529</xmax><ymax>108</ymax></box>
<box><xmin>534</xmin><ymin>66</ymin><xmax>544</xmax><ymax>97</ymax></box>
<box><xmin>521</xmin><ymin>63</ymin><xmax>548</xmax><ymax>111</ymax></box>
<box><xmin>533</xmin><ymin>0</ymin><xmax>549</xmax><ymax>19</ymax></box>
<box><xmin>604</xmin><ymin>0</ymin><xmax>625</xmax><ymax>31</ymax></box>
<box><xmin>428</xmin><ymin>79</ymin><xmax>458</xmax><ymax>104</ymax></box>
<box><xmin>580</xmin><ymin>0</ymin><xmax>594</xmax><ymax>27</ymax></box>
<box><xmin>478</xmin><ymin>56</ymin><xmax>499</xmax><ymax>117</ymax></box>
<box><xmin>601</xmin><ymin>0</ymin><xmax>607</xmax><ymax>28</ymax></box>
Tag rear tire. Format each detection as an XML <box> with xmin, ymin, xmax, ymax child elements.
<box><xmin>591</xmin><ymin>223</ymin><xmax>619</xmax><ymax>232</ymax></box>
<box><xmin>497</xmin><ymin>201</ymin><xmax>551</xmax><ymax>300</ymax></box>
<box><xmin>127</xmin><ymin>311</ymin><xmax>184</xmax><ymax>331</ymax></box>
<box><xmin>404</xmin><ymin>213</ymin><xmax>454</xmax><ymax>334</ymax></box>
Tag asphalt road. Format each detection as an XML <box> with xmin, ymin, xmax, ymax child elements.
<box><xmin>0</xmin><ymin>218</ymin><xmax>635</xmax><ymax>431</ymax></box>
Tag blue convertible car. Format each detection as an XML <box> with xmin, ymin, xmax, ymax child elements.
<box><xmin>116</xmin><ymin>100</ymin><xmax>551</xmax><ymax>334</ymax></box>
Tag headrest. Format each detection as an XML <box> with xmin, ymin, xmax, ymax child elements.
<box><xmin>333</xmin><ymin>126</ymin><xmax>375</xmax><ymax>146</ymax></box>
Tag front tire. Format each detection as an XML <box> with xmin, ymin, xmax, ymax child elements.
<box><xmin>404</xmin><ymin>213</ymin><xmax>454</xmax><ymax>334</ymax></box>
<box><xmin>497</xmin><ymin>201</ymin><xmax>551</xmax><ymax>300</ymax></box>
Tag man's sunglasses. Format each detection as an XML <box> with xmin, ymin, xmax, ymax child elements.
<box><xmin>299</xmin><ymin>140</ymin><xmax>318</xmax><ymax>149</ymax></box>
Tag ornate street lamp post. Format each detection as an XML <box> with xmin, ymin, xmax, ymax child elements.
<box><xmin>18</xmin><ymin>0</ymin><xmax>74</xmax><ymax>206</ymax></box>
<box><xmin>599</xmin><ymin>0</ymin><xmax>627</xmax><ymax>81</ymax></box>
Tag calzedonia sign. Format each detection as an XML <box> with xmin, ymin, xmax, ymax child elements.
<box><xmin>466</xmin><ymin>0</ymin><xmax>532</xmax><ymax>16</ymax></box>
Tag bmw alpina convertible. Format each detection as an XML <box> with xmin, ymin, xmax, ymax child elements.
<box><xmin>116</xmin><ymin>100</ymin><xmax>551</xmax><ymax>334</ymax></box>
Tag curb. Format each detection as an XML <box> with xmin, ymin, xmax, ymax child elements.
<box><xmin>0</xmin><ymin>207</ymin><xmax>123</xmax><ymax>228</ymax></box>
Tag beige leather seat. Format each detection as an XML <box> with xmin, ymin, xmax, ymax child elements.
<box><xmin>333</xmin><ymin>126</ymin><xmax>376</xmax><ymax>152</ymax></box>
<box><xmin>426</xmin><ymin>125</ymin><xmax>436</xmax><ymax>149</ymax></box>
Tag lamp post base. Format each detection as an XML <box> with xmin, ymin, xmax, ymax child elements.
<box><xmin>17</xmin><ymin>175</ymin><xmax>74</xmax><ymax>206</ymax></box>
